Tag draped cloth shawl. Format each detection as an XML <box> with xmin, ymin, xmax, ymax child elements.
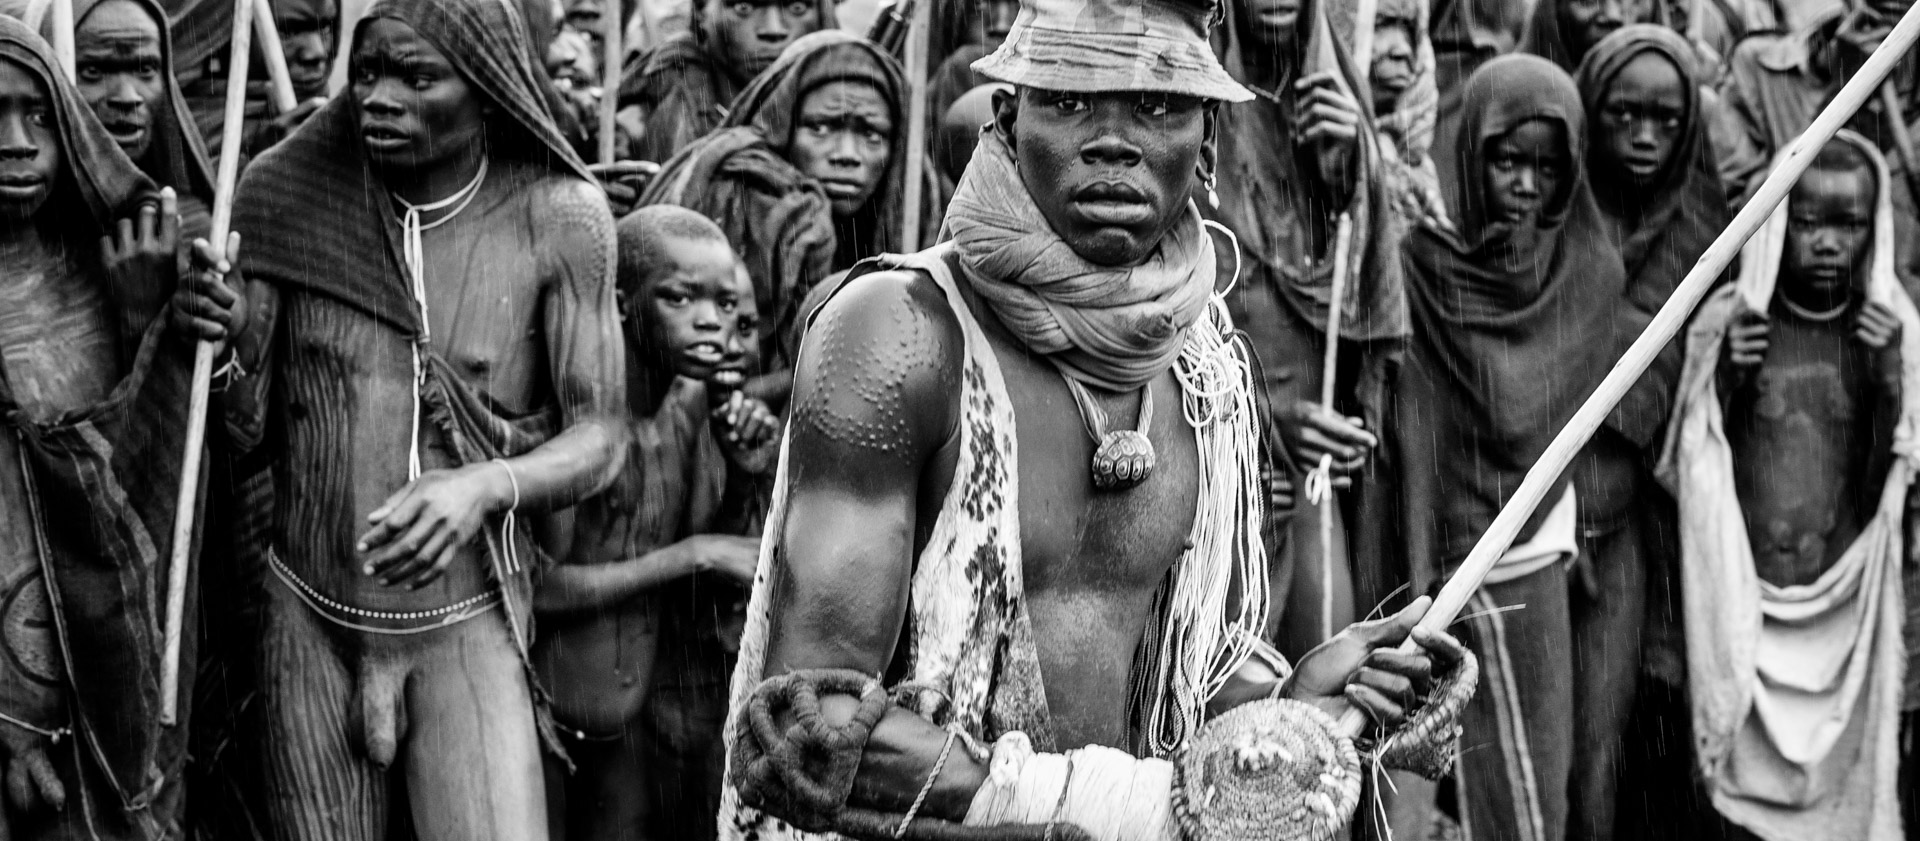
<box><xmin>1656</xmin><ymin>132</ymin><xmax>1912</xmax><ymax>841</ymax></box>
<box><xmin>1210</xmin><ymin>0</ymin><xmax>1406</xmax><ymax>345</ymax></box>
<box><xmin>1395</xmin><ymin>54</ymin><xmax>1629</xmax><ymax>581</ymax></box>
<box><xmin>1576</xmin><ymin>24</ymin><xmax>1730</xmax><ymax>448</ymax></box>
<box><xmin>0</xmin><ymin>14</ymin><xmax>202</xmax><ymax>826</ymax></box>
<box><xmin>228</xmin><ymin>0</ymin><xmax>594</xmax><ymax>750</ymax></box>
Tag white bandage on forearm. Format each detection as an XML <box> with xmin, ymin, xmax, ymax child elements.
<box><xmin>960</xmin><ymin>731</ymin><xmax>1178</xmax><ymax>841</ymax></box>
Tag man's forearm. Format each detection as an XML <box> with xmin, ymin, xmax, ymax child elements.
<box><xmin>534</xmin><ymin>541</ymin><xmax>697</xmax><ymax>614</ymax></box>
<box><xmin>485</xmin><ymin>417</ymin><xmax>625</xmax><ymax>514</ymax></box>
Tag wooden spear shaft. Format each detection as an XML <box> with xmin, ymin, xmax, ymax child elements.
<box><xmin>597</xmin><ymin>0</ymin><xmax>623</xmax><ymax>165</ymax></box>
<box><xmin>1334</xmin><ymin>0</ymin><xmax>1920</xmax><ymax>739</ymax></box>
<box><xmin>49</xmin><ymin>0</ymin><xmax>74</xmax><ymax>80</ymax></box>
<box><xmin>899</xmin><ymin>0</ymin><xmax>930</xmax><ymax>252</ymax></box>
<box><xmin>252</xmin><ymin>0</ymin><xmax>300</xmax><ymax>112</ymax></box>
<box><xmin>160</xmin><ymin>0</ymin><xmax>257</xmax><ymax>727</ymax></box>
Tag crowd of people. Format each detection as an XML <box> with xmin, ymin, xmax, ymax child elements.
<box><xmin>0</xmin><ymin>0</ymin><xmax>1917</xmax><ymax>838</ymax></box>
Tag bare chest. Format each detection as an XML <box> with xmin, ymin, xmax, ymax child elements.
<box><xmin>981</xmin><ymin>329</ymin><xmax>1200</xmax><ymax>748</ymax></box>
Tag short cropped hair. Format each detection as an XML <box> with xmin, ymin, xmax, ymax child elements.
<box><xmin>616</xmin><ymin>204</ymin><xmax>733</xmax><ymax>291</ymax></box>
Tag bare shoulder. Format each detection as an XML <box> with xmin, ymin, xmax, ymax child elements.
<box><xmin>789</xmin><ymin>268</ymin><xmax>964</xmax><ymax>466</ymax></box>
<box><xmin>523</xmin><ymin>175</ymin><xmax>616</xmax><ymax>285</ymax></box>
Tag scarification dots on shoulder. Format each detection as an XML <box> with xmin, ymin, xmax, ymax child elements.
<box><xmin>794</xmin><ymin>284</ymin><xmax>944</xmax><ymax>460</ymax></box>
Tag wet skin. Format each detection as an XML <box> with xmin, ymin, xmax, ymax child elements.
<box><xmin>1594</xmin><ymin>51</ymin><xmax>1685</xmax><ymax>188</ymax></box>
<box><xmin>1722</xmin><ymin>164</ymin><xmax>1899</xmax><ymax>587</ymax></box>
<box><xmin>760</xmin><ymin>88</ymin><xmax>1462</xmax><ymax>822</ymax></box>
<box><xmin>73</xmin><ymin>0</ymin><xmax>163</xmax><ymax>163</ymax></box>
<box><xmin>703</xmin><ymin>0</ymin><xmax>823</xmax><ymax>85</ymax></box>
<box><xmin>789</xmin><ymin>80</ymin><xmax>894</xmax><ymax>220</ymax></box>
<box><xmin>172</xmin><ymin>17</ymin><xmax>624</xmax><ymax>841</ymax></box>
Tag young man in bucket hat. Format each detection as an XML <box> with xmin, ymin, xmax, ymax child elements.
<box><xmin>714</xmin><ymin>2</ymin><xmax>1479</xmax><ymax>838</ymax></box>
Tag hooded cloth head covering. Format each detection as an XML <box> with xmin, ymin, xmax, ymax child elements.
<box><xmin>24</xmin><ymin>0</ymin><xmax>215</xmax><ymax>223</ymax></box>
<box><xmin>232</xmin><ymin>0</ymin><xmax>591</xmax><ymax>333</ymax></box>
<box><xmin>1210</xmin><ymin>0</ymin><xmax>1406</xmax><ymax>343</ymax></box>
<box><xmin>636</xmin><ymin>29</ymin><xmax>936</xmax><ymax>369</ymax></box>
<box><xmin>1396</xmin><ymin>53</ymin><xmax>1629</xmax><ymax>574</ymax></box>
<box><xmin>0</xmin><ymin>16</ymin><xmax>207</xmax><ymax>826</ymax></box>
<box><xmin>1576</xmin><ymin>24</ymin><xmax>1727</xmax><ymax>295</ymax></box>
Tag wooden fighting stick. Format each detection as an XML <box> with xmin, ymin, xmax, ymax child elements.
<box><xmin>597</xmin><ymin>0</ymin><xmax>622</xmax><ymax>165</ymax></box>
<box><xmin>161</xmin><ymin>0</ymin><xmax>258</xmax><ymax>727</ymax></box>
<box><xmin>252</xmin><ymin>0</ymin><xmax>300</xmax><ymax>113</ymax></box>
<box><xmin>1332</xmin><ymin>0</ymin><xmax>1920</xmax><ymax>739</ymax></box>
<box><xmin>899</xmin><ymin>0</ymin><xmax>931</xmax><ymax>252</ymax></box>
<box><xmin>49</xmin><ymin>0</ymin><xmax>74</xmax><ymax>80</ymax></box>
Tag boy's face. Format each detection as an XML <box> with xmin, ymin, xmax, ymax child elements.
<box><xmin>704</xmin><ymin>0</ymin><xmax>822</xmax><ymax>83</ymax></box>
<box><xmin>1595</xmin><ymin>51</ymin><xmax>1685</xmax><ymax>187</ymax></box>
<box><xmin>1783</xmin><ymin>166</ymin><xmax>1876</xmax><ymax>300</ymax></box>
<box><xmin>639</xmin><ymin>237</ymin><xmax>758</xmax><ymax>382</ymax></box>
<box><xmin>1481</xmin><ymin>118</ymin><xmax>1568</xmax><ymax>228</ymax></box>
<box><xmin>74</xmin><ymin>0</ymin><xmax>165</xmax><ymax>163</ymax></box>
<box><xmin>0</xmin><ymin>58</ymin><xmax>60</xmax><ymax>223</ymax></box>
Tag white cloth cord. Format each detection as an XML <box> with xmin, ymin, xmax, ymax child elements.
<box><xmin>392</xmin><ymin>157</ymin><xmax>489</xmax><ymax>481</ymax></box>
<box><xmin>490</xmin><ymin>457</ymin><xmax>522</xmax><ymax>574</ymax></box>
<box><xmin>962</xmin><ymin>732</ymin><xmax>1179</xmax><ymax>841</ymax></box>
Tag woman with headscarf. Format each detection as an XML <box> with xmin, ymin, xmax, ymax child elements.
<box><xmin>1206</xmin><ymin>0</ymin><xmax>1405</xmax><ymax>659</ymax></box>
<box><xmin>1573</xmin><ymin>25</ymin><xmax>1731</xmax><ymax>839</ymax></box>
<box><xmin>0</xmin><ymin>15</ymin><xmax>213</xmax><ymax>841</ymax></box>
<box><xmin>1385</xmin><ymin>53</ymin><xmax>1634</xmax><ymax>841</ymax></box>
<box><xmin>638</xmin><ymin>28</ymin><xmax>937</xmax><ymax>406</ymax></box>
<box><xmin>616</xmin><ymin>0</ymin><xmax>836</xmax><ymax>165</ymax></box>
<box><xmin>170</xmin><ymin>0</ymin><xmax>629</xmax><ymax>835</ymax></box>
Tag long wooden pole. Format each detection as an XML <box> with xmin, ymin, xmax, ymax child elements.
<box><xmin>898</xmin><ymin>0</ymin><xmax>930</xmax><ymax>252</ymax></box>
<box><xmin>1333</xmin><ymin>0</ymin><xmax>1920</xmax><ymax>739</ymax></box>
<box><xmin>597</xmin><ymin>0</ymin><xmax>622</xmax><ymax>165</ymax></box>
<box><xmin>1314</xmin><ymin>214</ymin><xmax>1354</xmax><ymax>642</ymax></box>
<box><xmin>49</xmin><ymin>0</ymin><xmax>74</xmax><ymax>80</ymax></box>
<box><xmin>160</xmin><ymin>0</ymin><xmax>256</xmax><ymax>728</ymax></box>
<box><xmin>252</xmin><ymin>0</ymin><xmax>300</xmax><ymax>113</ymax></box>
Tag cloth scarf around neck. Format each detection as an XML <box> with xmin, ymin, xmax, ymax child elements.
<box><xmin>945</xmin><ymin>128</ymin><xmax>1216</xmax><ymax>392</ymax></box>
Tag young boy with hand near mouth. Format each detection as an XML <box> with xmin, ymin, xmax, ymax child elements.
<box><xmin>533</xmin><ymin>204</ymin><xmax>778</xmax><ymax>841</ymax></box>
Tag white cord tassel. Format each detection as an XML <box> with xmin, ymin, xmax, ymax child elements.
<box><xmin>392</xmin><ymin>158</ymin><xmax>489</xmax><ymax>481</ymax></box>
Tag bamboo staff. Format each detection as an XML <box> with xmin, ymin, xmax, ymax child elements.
<box><xmin>161</xmin><ymin>0</ymin><xmax>257</xmax><ymax>727</ymax></box>
<box><xmin>898</xmin><ymin>0</ymin><xmax>930</xmax><ymax>252</ymax></box>
<box><xmin>48</xmin><ymin>0</ymin><xmax>73</xmax><ymax>80</ymax></box>
<box><xmin>1333</xmin><ymin>0</ymin><xmax>1920</xmax><ymax>740</ymax></box>
<box><xmin>597</xmin><ymin>0</ymin><xmax>622</xmax><ymax>165</ymax></box>
<box><xmin>252</xmin><ymin>0</ymin><xmax>300</xmax><ymax>113</ymax></box>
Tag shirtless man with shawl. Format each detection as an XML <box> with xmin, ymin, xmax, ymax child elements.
<box><xmin>615</xmin><ymin>0</ymin><xmax>833</xmax><ymax>165</ymax></box>
<box><xmin>171</xmin><ymin>0</ymin><xmax>626</xmax><ymax>836</ymax></box>
<box><xmin>1385</xmin><ymin>53</ymin><xmax>1646</xmax><ymax>841</ymax></box>
<box><xmin>717</xmin><ymin>2</ymin><xmax>1475</xmax><ymax>839</ymax></box>
<box><xmin>1660</xmin><ymin>132</ymin><xmax>1913</xmax><ymax>841</ymax></box>
<box><xmin>1206</xmin><ymin>0</ymin><xmax>1405</xmax><ymax>662</ymax></box>
<box><xmin>0</xmin><ymin>17</ymin><xmax>208</xmax><ymax>840</ymax></box>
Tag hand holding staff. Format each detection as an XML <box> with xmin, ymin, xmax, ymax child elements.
<box><xmin>161</xmin><ymin>0</ymin><xmax>261</xmax><ymax>727</ymax></box>
<box><xmin>1332</xmin><ymin>0</ymin><xmax>1920</xmax><ymax>739</ymax></box>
